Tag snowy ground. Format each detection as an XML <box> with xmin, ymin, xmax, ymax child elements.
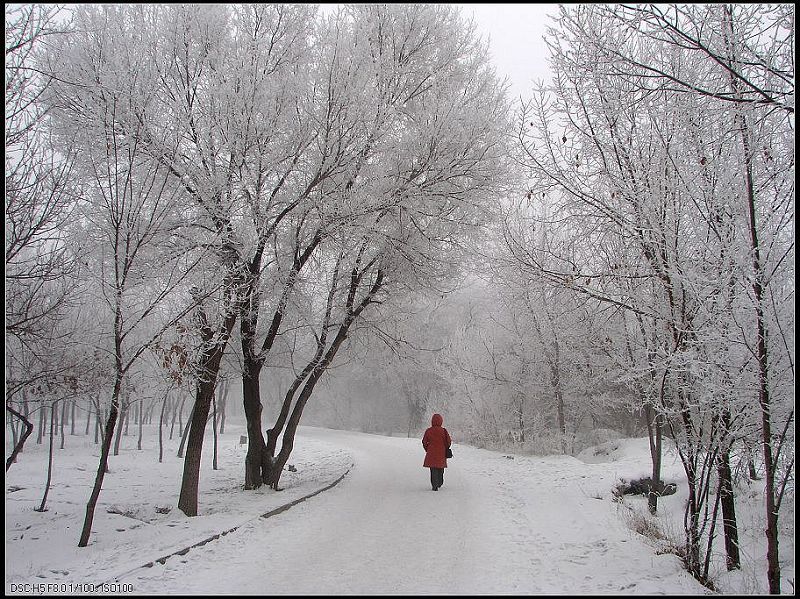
<box><xmin>5</xmin><ymin>422</ymin><xmax>794</xmax><ymax>595</ymax></box>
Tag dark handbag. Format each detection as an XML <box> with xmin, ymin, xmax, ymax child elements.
<box><xmin>446</xmin><ymin>447</ymin><xmax>453</xmax><ymax>458</ymax></box>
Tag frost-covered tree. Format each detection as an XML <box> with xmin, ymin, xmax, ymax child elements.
<box><xmin>5</xmin><ymin>5</ymin><xmax>85</xmax><ymax>459</ymax></box>
<box><xmin>41</xmin><ymin>3</ymin><xmax>509</xmax><ymax>513</ymax></box>
<box><xmin>259</xmin><ymin>4</ymin><xmax>510</xmax><ymax>489</ymax></box>
<box><xmin>509</xmin><ymin>3</ymin><xmax>793</xmax><ymax>590</ymax></box>
<box><xmin>43</xmin><ymin>13</ymin><xmax>211</xmax><ymax>535</ymax></box>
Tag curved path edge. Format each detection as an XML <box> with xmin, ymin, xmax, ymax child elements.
<box><xmin>102</xmin><ymin>465</ymin><xmax>353</xmax><ymax>584</ymax></box>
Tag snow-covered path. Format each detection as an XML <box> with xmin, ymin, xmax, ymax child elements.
<box><xmin>126</xmin><ymin>427</ymin><xmax>705</xmax><ymax>595</ymax></box>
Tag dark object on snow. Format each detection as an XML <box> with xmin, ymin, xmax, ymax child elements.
<box><xmin>614</xmin><ymin>477</ymin><xmax>677</xmax><ymax>498</ymax></box>
<box><xmin>423</xmin><ymin>413</ymin><xmax>452</xmax><ymax>490</ymax></box>
<box><xmin>286</xmin><ymin>464</ymin><xmax>297</xmax><ymax>472</ymax></box>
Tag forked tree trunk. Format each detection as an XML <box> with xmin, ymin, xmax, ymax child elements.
<box><xmin>243</xmin><ymin>363</ymin><xmax>270</xmax><ymax>489</ymax></box>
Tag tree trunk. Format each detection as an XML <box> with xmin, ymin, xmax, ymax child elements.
<box><xmin>113</xmin><ymin>400</ymin><xmax>127</xmax><ymax>456</ymax></box>
<box><xmin>124</xmin><ymin>395</ymin><xmax>130</xmax><ymax>436</ymax></box>
<box><xmin>137</xmin><ymin>400</ymin><xmax>143</xmax><ymax>450</ymax></box>
<box><xmin>212</xmin><ymin>391</ymin><xmax>218</xmax><ymax>470</ymax></box>
<box><xmin>79</xmin><ymin>374</ymin><xmax>123</xmax><ymax>546</ymax></box>
<box><xmin>94</xmin><ymin>406</ymin><xmax>102</xmax><ymax>445</ymax></box>
<box><xmin>5</xmin><ymin>404</ymin><xmax>34</xmax><ymax>471</ymax></box>
<box><xmin>37</xmin><ymin>405</ymin><xmax>45</xmax><ymax>444</ymax></box>
<box><xmin>9</xmin><ymin>408</ymin><xmax>19</xmax><ymax>451</ymax></box>
<box><xmin>60</xmin><ymin>400</ymin><xmax>67</xmax><ymax>449</ymax></box>
<box><xmin>645</xmin><ymin>405</ymin><xmax>663</xmax><ymax>514</ymax></box>
<box><xmin>218</xmin><ymin>380</ymin><xmax>228</xmax><ymax>435</ymax></box>
<box><xmin>242</xmin><ymin>361</ymin><xmax>270</xmax><ymax>489</ymax></box>
<box><xmin>738</xmin><ymin>98</ymin><xmax>781</xmax><ymax>595</ymax></box>
<box><xmin>177</xmin><ymin>396</ymin><xmax>185</xmax><ymax>438</ymax></box>
<box><xmin>171</xmin><ymin>395</ymin><xmax>183</xmax><ymax>440</ymax></box>
<box><xmin>159</xmin><ymin>390</ymin><xmax>168</xmax><ymax>463</ymax></box>
<box><xmin>177</xmin><ymin>309</ymin><xmax>237</xmax><ymax>517</ymax></box>
<box><xmin>241</xmin><ymin>233</ymin><xmax>323</xmax><ymax>488</ymax></box>
<box><xmin>177</xmin><ymin>404</ymin><xmax>194</xmax><ymax>458</ymax></box>
<box><xmin>177</xmin><ymin>369</ymin><xmax>219</xmax><ymax>516</ymax></box>
<box><xmin>269</xmin><ymin>326</ymin><xmax>351</xmax><ymax>489</ymax></box>
<box><xmin>717</xmin><ymin>447</ymin><xmax>741</xmax><ymax>570</ymax></box>
<box><xmin>723</xmin><ymin>9</ymin><xmax>781</xmax><ymax>590</ymax></box>
<box><xmin>35</xmin><ymin>402</ymin><xmax>57</xmax><ymax>512</ymax></box>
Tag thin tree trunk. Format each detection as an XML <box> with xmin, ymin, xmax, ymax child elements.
<box><xmin>35</xmin><ymin>402</ymin><xmax>57</xmax><ymax>512</ymax></box>
<box><xmin>738</xmin><ymin>92</ymin><xmax>781</xmax><ymax>595</ymax></box>
<box><xmin>60</xmin><ymin>399</ymin><xmax>67</xmax><ymax>450</ymax></box>
<box><xmin>212</xmin><ymin>391</ymin><xmax>218</xmax><ymax>470</ymax></box>
<box><xmin>169</xmin><ymin>395</ymin><xmax>180</xmax><ymax>440</ymax></box>
<box><xmin>114</xmin><ymin>400</ymin><xmax>127</xmax><ymax>456</ymax></box>
<box><xmin>79</xmin><ymin>375</ymin><xmax>123</xmax><ymax>546</ymax></box>
<box><xmin>138</xmin><ymin>400</ymin><xmax>144</xmax><ymax>450</ymax></box>
<box><xmin>124</xmin><ymin>400</ymin><xmax>130</xmax><ymax>436</ymax></box>
<box><xmin>703</xmin><ymin>476</ymin><xmax>723</xmax><ymax>583</ymax></box>
<box><xmin>159</xmin><ymin>390</ymin><xmax>168</xmax><ymax>463</ymax></box>
<box><xmin>9</xmin><ymin>407</ymin><xmax>20</xmax><ymax>451</ymax></box>
<box><xmin>645</xmin><ymin>404</ymin><xmax>663</xmax><ymax>514</ymax></box>
<box><xmin>531</xmin><ymin>310</ymin><xmax>567</xmax><ymax>453</ymax></box>
<box><xmin>177</xmin><ymin>403</ymin><xmax>194</xmax><ymax>459</ymax></box>
<box><xmin>268</xmin><ymin>263</ymin><xmax>383</xmax><ymax>490</ymax></box>
<box><xmin>37</xmin><ymin>405</ymin><xmax>45</xmax><ymax>444</ymax></box>
<box><xmin>218</xmin><ymin>381</ymin><xmax>227</xmax><ymax>435</ymax></box>
<box><xmin>723</xmin><ymin>8</ymin><xmax>780</xmax><ymax>590</ymax></box>
<box><xmin>270</xmin><ymin>320</ymin><xmax>358</xmax><ymax>489</ymax></box>
<box><xmin>175</xmin><ymin>395</ymin><xmax>185</xmax><ymax>440</ymax></box>
<box><xmin>94</xmin><ymin>407</ymin><xmax>102</xmax><ymax>445</ymax></box>
<box><xmin>6</xmin><ymin>404</ymin><xmax>34</xmax><ymax>471</ymax></box>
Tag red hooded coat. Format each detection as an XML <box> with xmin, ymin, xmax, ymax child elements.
<box><xmin>422</xmin><ymin>413</ymin><xmax>452</xmax><ymax>469</ymax></box>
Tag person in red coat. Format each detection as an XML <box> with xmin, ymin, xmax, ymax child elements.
<box><xmin>422</xmin><ymin>413</ymin><xmax>452</xmax><ymax>491</ymax></box>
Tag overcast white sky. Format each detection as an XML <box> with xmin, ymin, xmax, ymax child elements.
<box><xmin>458</xmin><ymin>3</ymin><xmax>560</xmax><ymax>100</ymax></box>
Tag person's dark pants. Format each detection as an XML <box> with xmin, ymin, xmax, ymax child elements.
<box><xmin>430</xmin><ymin>467</ymin><xmax>444</xmax><ymax>490</ymax></box>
